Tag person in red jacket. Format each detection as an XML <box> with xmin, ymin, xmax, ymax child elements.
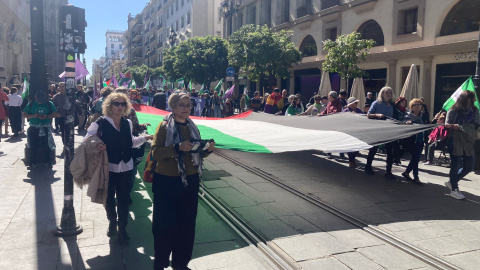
<box><xmin>319</xmin><ymin>91</ymin><xmax>343</xmax><ymax>116</ymax></box>
<box><xmin>424</xmin><ymin>114</ymin><xmax>449</xmax><ymax>165</ymax></box>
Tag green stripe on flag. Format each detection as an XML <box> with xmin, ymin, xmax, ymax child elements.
<box><xmin>136</xmin><ymin>112</ymin><xmax>272</xmax><ymax>153</ymax></box>
<box><xmin>443</xmin><ymin>77</ymin><xmax>480</xmax><ymax>111</ymax></box>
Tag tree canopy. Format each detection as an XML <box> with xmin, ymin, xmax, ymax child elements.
<box><xmin>162</xmin><ymin>36</ymin><xmax>229</xmax><ymax>88</ymax></box>
<box><xmin>322</xmin><ymin>32</ymin><xmax>375</xmax><ymax>88</ymax></box>
<box><xmin>228</xmin><ymin>24</ymin><xmax>302</xmax><ymax>90</ymax></box>
<box><xmin>122</xmin><ymin>65</ymin><xmax>162</xmax><ymax>88</ymax></box>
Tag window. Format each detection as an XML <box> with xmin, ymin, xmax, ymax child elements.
<box><xmin>176</xmin><ymin>21</ymin><xmax>179</xmax><ymax>31</ymax></box>
<box><xmin>400</xmin><ymin>8</ymin><xmax>418</xmax><ymax>35</ymax></box>
<box><xmin>111</xmin><ymin>50</ymin><xmax>114</xmax><ymax>55</ymax></box>
<box><xmin>119</xmin><ymin>44</ymin><xmax>122</xmax><ymax>49</ymax></box>
<box><xmin>181</xmin><ymin>17</ymin><xmax>185</xmax><ymax>28</ymax></box>
<box><xmin>187</xmin><ymin>12</ymin><xmax>191</xmax><ymax>24</ymax></box>
<box><xmin>176</xmin><ymin>0</ymin><xmax>179</xmax><ymax>11</ymax></box>
<box><xmin>171</xmin><ymin>6</ymin><xmax>173</xmax><ymax>15</ymax></box>
<box><xmin>299</xmin><ymin>35</ymin><xmax>317</xmax><ymax>57</ymax></box>
<box><xmin>181</xmin><ymin>0</ymin><xmax>184</xmax><ymax>7</ymax></box>
<box><xmin>247</xmin><ymin>4</ymin><xmax>256</xmax><ymax>25</ymax></box>
<box><xmin>440</xmin><ymin>0</ymin><xmax>480</xmax><ymax>36</ymax></box>
<box><xmin>326</xmin><ymin>27</ymin><xmax>337</xmax><ymax>41</ymax></box>
<box><xmin>167</xmin><ymin>11</ymin><xmax>169</xmax><ymax>19</ymax></box>
<box><xmin>357</xmin><ymin>20</ymin><xmax>384</xmax><ymax>46</ymax></box>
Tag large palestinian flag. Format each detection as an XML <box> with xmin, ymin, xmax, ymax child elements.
<box><xmin>133</xmin><ymin>104</ymin><xmax>436</xmax><ymax>154</ymax></box>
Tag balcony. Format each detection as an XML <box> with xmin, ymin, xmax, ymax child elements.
<box><xmin>132</xmin><ymin>21</ymin><xmax>143</xmax><ymax>31</ymax></box>
<box><xmin>321</xmin><ymin>0</ymin><xmax>340</xmax><ymax>10</ymax></box>
<box><xmin>133</xmin><ymin>42</ymin><xmax>143</xmax><ymax>52</ymax></box>
<box><xmin>296</xmin><ymin>5</ymin><xmax>312</xmax><ymax>18</ymax></box>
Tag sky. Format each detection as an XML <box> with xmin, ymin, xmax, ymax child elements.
<box><xmin>68</xmin><ymin>0</ymin><xmax>147</xmax><ymax>71</ymax></box>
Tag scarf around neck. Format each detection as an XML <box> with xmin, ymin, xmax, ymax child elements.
<box><xmin>164</xmin><ymin>113</ymin><xmax>203</xmax><ymax>187</ymax></box>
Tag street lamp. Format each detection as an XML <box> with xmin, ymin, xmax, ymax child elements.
<box><xmin>146</xmin><ymin>46</ymin><xmax>151</xmax><ymax>71</ymax></box>
<box><xmin>82</xmin><ymin>57</ymin><xmax>86</xmax><ymax>86</ymax></box>
<box><xmin>221</xmin><ymin>0</ymin><xmax>244</xmax><ymax>37</ymax></box>
<box><xmin>168</xmin><ymin>29</ymin><xmax>177</xmax><ymax>47</ymax></box>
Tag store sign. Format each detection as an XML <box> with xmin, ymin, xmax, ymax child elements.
<box><xmin>453</xmin><ymin>52</ymin><xmax>477</xmax><ymax>62</ymax></box>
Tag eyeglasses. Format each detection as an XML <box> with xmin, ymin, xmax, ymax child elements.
<box><xmin>177</xmin><ymin>103</ymin><xmax>192</xmax><ymax>109</ymax></box>
<box><xmin>112</xmin><ymin>102</ymin><xmax>127</xmax><ymax>107</ymax></box>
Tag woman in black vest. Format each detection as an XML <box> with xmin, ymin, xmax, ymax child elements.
<box><xmin>84</xmin><ymin>92</ymin><xmax>152</xmax><ymax>243</ymax></box>
<box><xmin>151</xmin><ymin>92</ymin><xmax>215</xmax><ymax>270</ymax></box>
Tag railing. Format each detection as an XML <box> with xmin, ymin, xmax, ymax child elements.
<box><xmin>296</xmin><ymin>5</ymin><xmax>311</xmax><ymax>18</ymax></box>
<box><xmin>321</xmin><ymin>0</ymin><xmax>339</xmax><ymax>10</ymax></box>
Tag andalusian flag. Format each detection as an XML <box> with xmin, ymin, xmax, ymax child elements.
<box><xmin>442</xmin><ymin>77</ymin><xmax>480</xmax><ymax>111</ymax></box>
<box><xmin>133</xmin><ymin>104</ymin><xmax>437</xmax><ymax>154</ymax></box>
<box><xmin>129</xmin><ymin>79</ymin><xmax>137</xmax><ymax>89</ymax></box>
<box><xmin>199</xmin><ymin>82</ymin><xmax>206</xmax><ymax>94</ymax></box>
<box><xmin>144</xmin><ymin>80</ymin><xmax>151</xmax><ymax>89</ymax></box>
<box><xmin>214</xmin><ymin>79</ymin><xmax>223</xmax><ymax>93</ymax></box>
<box><xmin>22</xmin><ymin>77</ymin><xmax>29</xmax><ymax>99</ymax></box>
<box><xmin>188</xmin><ymin>80</ymin><xmax>193</xmax><ymax>91</ymax></box>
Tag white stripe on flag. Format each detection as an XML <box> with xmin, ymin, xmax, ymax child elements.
<box><xmin>192</xmin><ymin>119</ymin><xmax>371</xmax><ymax>153</ymax></box>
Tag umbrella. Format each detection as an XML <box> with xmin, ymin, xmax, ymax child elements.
<box><xmin>350</xmin><ymin>77</ymin><xmax>366</xmax><ymax>110</ymax></box>
<box><xmin>399</xmin><ymin>64</ymin><xmax>419</xmax><ymax>102</ymax></box>
<box><xmin>318</xmin><ymin>71</ymin><xmax>332</xmax><ymax>97</ymax></box>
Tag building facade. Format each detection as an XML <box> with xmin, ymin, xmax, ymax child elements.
<box><xmin>0</xmin><ymin>0</ymin><xmax>31</xmax><ymax>87</ymax></box>
<box><xmin>44</xmin><ymin>0</ymin><xmax>68</xmax><ymax>84</ymax></box>
<box><xmin>91</xmin><ymin>57</ymin><xmax>105</xmax><ymax>86</ymax></box>
<box><xmin>124</xmin><ymin>0</ymin><xmax>223</xmax><ymax>69</ymax></box>
<box><xmin>224</xmin><ymin>0</ymin><xmax>479</xmax><ymax>115</ymax></box>
<box><xmin>103</xmin><ymin>30</ymin><xmax>125</xmax><ymax>79</ymax></box>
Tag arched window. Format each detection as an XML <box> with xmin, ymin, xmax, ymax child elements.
<box><xmin>357</xmin><ymin>20</ymin><xmax>384</xmax><ymax>46</ymax></box>
<box><xmin>299</xmin><ymin>35</ymin><xmax>317</xmax><ymax>57</ymax></box>
<box><xmin>440</xmin><ymin>0</ymin><xmax>480</xmax><ymax>36</ymax></box>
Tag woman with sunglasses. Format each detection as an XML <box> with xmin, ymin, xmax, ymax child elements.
<box><xmin>129</xmin><ymin>89</ymin><xmax>142</xmax><ymax>104</ymax></box>
<box><xmin>84</xmin><ymin>93</ymin><xmax>153</xmax><ymax>243</ymax></box>
<box><xmin>151</xmin><ymin>92</ymin><xmax>215</xmax><ymax>270</ymax></box>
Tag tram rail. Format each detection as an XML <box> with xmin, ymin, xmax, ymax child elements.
<box><xmin>212</xmin><ymin>149</ymin><xmax>462</xmax><ymax>270</ymax></box>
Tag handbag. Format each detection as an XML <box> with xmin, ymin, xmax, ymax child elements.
<box><xmin>142</xmin><ymin>150</ymin><xmax>157</xmax><ymax>183</ymax></box>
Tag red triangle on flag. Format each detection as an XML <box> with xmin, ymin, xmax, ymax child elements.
<box><xmin>106</xmin><ymin>79</ymin><xmax>111</xmax><ymax>86</ymax></box>
<box><xmin>125</xmin><ymin>71</ymin><xmax>131</xmax><ymax>79</ymax></box>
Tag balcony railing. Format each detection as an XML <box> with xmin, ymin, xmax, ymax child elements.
<box><xmin>296</xmin><ymin>5</ymin><xmax>312</xmax><ymax>18</ymax></box>
<box><xmin>321</xmin><ymin>0</ymin><xmax>339</xmax><ymax>10</ymax></box>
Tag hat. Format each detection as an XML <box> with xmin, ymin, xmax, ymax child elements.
<box><xmin>273</xmin><ymin>88</ymin><xmax>280</xmax><ymax>92</ymax></box>
<box><xmin>35</xmin><ymin>91</ymin><xmax>46</xmax><ymax>103</ymax></box>
<box><xmin>347</xmin><ymin>97</ymin><xmax>359</xmax><ymax>106</ymax></box>
<box><xmin>395</xmin><ymin>97</ymin><xmax>407</xmax><ymax>107</ymax></box>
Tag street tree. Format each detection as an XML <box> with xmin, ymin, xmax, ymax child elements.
<box><xmin>322</xmin><ymin>32</ymin><xmax>375</xmax><ymax>90</ymax></box>
<box><xmin>228</xmin><ymin>24</ymin><xmax>301</xmax><ymax>91</ymax></box>
<box><xmin>122</xmin><ymin>65</ymin><xmax>162</xmax><ymax>87</ymax></box>
<box><xmin>162</xmin><ymin>36</ymin><xmax>229</xmax><ymax>89</ymax></box>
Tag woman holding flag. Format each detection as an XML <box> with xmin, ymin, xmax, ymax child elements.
<box><xmin>445</xmin><ymin>91</ymin><xmax>479</xmax><ymax>200</ymax></box>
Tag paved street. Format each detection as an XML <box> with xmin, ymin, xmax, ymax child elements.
<box><xmin>1</xmin><ymin>124</ymin><xmax>480</xmax><ymax>270</ymax></box>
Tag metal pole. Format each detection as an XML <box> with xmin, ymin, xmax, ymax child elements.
<box><xmin>29</xmin><ymin>0</ymin><xmax>48</xmax><ymax>99</ymax></box>
<box><xmin>55</xmin><ymin>4</ymin><xmax>83</xmax><ymax>236</ymax></box>
<box><xmin>473</xmin><ymin>26</ymin><xmax>480</xmax><ymax>98</ymax></box>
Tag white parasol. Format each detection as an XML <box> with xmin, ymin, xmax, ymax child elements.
<box><xmin>318</xmin><ymin>71</ymin><xmax>332</xmax><ymax>97</ymax></box>
<box><xmin>350</xmin><ymin>77</ymin><xmax>366</xmax><ymax>110</ymax></box>
<box><xmin>399</xmin><ymin>64</ymin><xmax>419</xmax><ymax>102</ymax></box>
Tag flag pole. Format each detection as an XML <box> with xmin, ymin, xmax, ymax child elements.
<box><xmin>474</xmin><ymin>26</ymin><xmax>480</xmax><ymax>171</ymax></box>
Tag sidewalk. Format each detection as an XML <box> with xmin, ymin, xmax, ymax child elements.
<box><xmin>0</xmin><ymin>128</ymin><xmax>270</xmax><ymax>270</ymax></box>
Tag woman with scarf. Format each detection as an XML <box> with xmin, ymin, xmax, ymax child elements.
<box><xmin>445</xmin><ymin>91</ymin><xmax>480</xmax><ymax>200</ymax></box>
<box><xmin>151</xmin><ymin>92</ymin><xmax>216</xmax><ymax>270</ymax></box>
<box><xmin>401</xmin><ymin>98</ymin><xmax>426</xmax><ymax>186</ymax></box>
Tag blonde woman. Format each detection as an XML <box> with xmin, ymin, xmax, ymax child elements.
<box><xmin>365</xmin><ymin>86</ymin><xmax>396</xmax><ymax>179</ymax></box>
<box><xmin>84</xmin><ymin>93</ymin><xmax>152</xmax><ymax>243</ymax></box>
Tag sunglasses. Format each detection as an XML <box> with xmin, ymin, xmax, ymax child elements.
<box><xmin>112</xmin><ymin>102</ymin><xmax>127</xmax><ymax>107</ymax></box>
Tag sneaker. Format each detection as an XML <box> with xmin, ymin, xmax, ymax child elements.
<box><xmin>445</xmin><ymin>181</ymin><xmax>452</xmax><ymax>191</ymax></box>
<box><xmin>365</xmin><ymin>166</ymin><xmax>374</xmax><ymax>175</ymax></box>
<box><xmin>348</xmin><ymin>161</ymin><xmax>356</xmax><ymax>168</ymax></box>
<box><xmin>449</xmin><ymin>189</ymin><xmax>465</xmax><ymax>200</ymax></box>
<box><xmin>326</xmin><ymin>153</ymin><xmax>332</xmax><ymax>159</ymax></box>
<box><xmin>424</xmin><ymin>161</ymin><xmax>432</xmax><ymax>165</ymax></box>
<box><xmin>401</xmin><ymin>172</ymin><xmax>413</xmax><ymax>181</ymax></box>
<box><xmin>384</xmin><ymin>172</ymin><xmax>396</xmax><ymax>180</ymax></box>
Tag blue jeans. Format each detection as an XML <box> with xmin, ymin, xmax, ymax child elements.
<box><xmin>449</xmin><ymin>154</ymin><xmax>475</xmax><ymax>190</ymax></box>
<box><xmin>214</xmin><ymin>105</ymin><xmax>222</xmax><ymax>118</ymax></box>
<box><xmin>405</xmin><ymin>141</ymin><xmax>424</xmax><ymax>178</ymax></box>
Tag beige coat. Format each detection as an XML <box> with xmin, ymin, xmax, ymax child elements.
<box><xmin>70</xmin><ymin>135</ymin><xmax>109</xmax><ymax>206</ymax></box>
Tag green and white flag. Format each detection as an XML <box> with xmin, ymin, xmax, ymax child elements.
<box><xmin>199</xmin><ymin>81</ymin><xmax>206</xmax><ymax>94</ymax></box>
<box><xmin>188</xmin><ymin>80</ymin><xmax>193</xmax><ymax>91</ymax></box>
<box><xmin>22</xmin><ymin>76</ymin><xmax>29</xmax><ymax>99</ymax></box>
<box><xmin>144</xmin><ymin>80</ymin><xmax>151</xmax><ymax>89</ymax></box>
<box><xmin>442</xmin><ymin>77</ymin><xmax>480</xmax><ymax>111</ymax></box>
<box><xmin>214</xmin><ymin>79</ymin><xmax>223</xmax><ymax>94</ymax></box>
<box><xmin>129</xmin><ymin>79</ymin><xmax>137</xmax><ymax>89</ymax></box>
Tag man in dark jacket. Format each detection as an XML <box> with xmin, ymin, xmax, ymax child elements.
<box><xmin>151</xmin><ymin>90</ymin><xmax>166</xmax><ymax>110</ymax></box>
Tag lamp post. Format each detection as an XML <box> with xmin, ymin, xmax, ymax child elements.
<box><xmin>146</xmin><ymin>46</ymin><xmax>151</xmax><ymax>70</ymax></box>
<box><xmin>168</xmin><ymin>29</ymin><xmax>177</xmax><ymax>47</ymax></box>
<box><xmin>221</xmin><ymin>0</ymin><xmax>244</xmax><ymax>38</ymax></box>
